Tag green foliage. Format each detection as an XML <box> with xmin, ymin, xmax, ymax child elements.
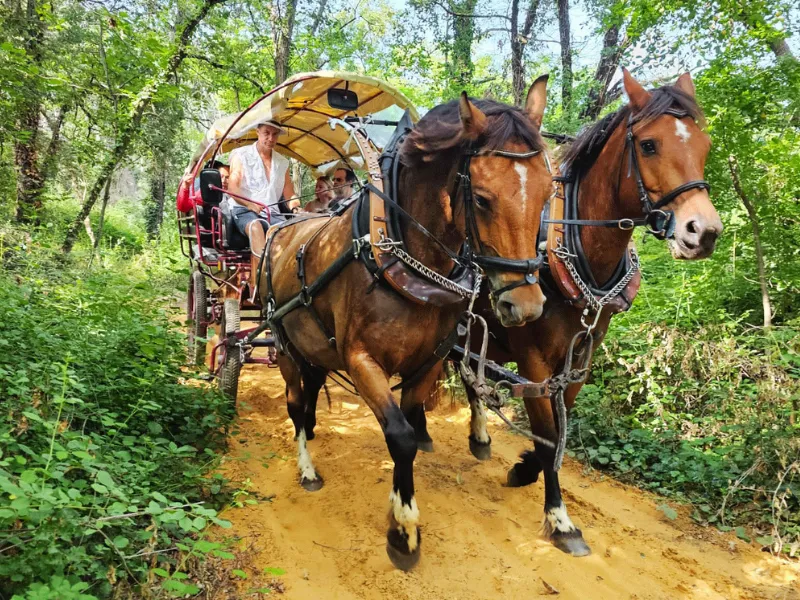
<box><xmin>0</xmin><ymin>233</ymin><xmax>234</xmax><ymax>597</ymax></box>
<box><xmin>567</xmin><ymin>242</ymin><xmax>800</xmax><ymax>549</ymax></box>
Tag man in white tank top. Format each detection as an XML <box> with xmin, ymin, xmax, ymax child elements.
<box><xmin>227</xmin><ymin>120</ymin><xmax>299</xmax><ymax>291</ymax></box>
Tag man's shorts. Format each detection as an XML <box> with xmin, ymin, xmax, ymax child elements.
<box><xmin>230</xmin><ymin>206</ymin><xmax>276</xmax><ymax>236</ymax></box>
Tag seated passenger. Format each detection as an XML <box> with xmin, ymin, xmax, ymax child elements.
<box><xmin>303</xmin><ymin>176</ymin><xmax>334</xmax><ymax>213</ymax></box>
<box><xmin>176</xmin><ymin>160</ymin><xmax>228</xmax><ymax>213</ymax></box>
<box><xmin>332</xmin><ymin>167</ymin><xmax>357</xmax><ymax>204</ymax></box>
<box><xmin>227</xmin><ymin>120</ymin><xmax>300</xmax><ymax>288</ymax></box>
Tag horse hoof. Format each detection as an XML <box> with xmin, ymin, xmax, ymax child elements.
<box><xmin>305</xmin><ymin>429</ymin><xmax>316</xmax><ymax>441</ymax></box>
<box><xmin>386</xmin><ymin>528</ymin><xmax>421</xmax><ymax>571</ymax></box>
<box><xmin>468</xmin><ymin>435</ymin><xmax>492</xmax><ymax>461</ymax></box>
<box><xmin>300</xmin><ymin>476</ymin><xmax>324</xmax><ymax>492</ymax></box>
<box><xmin>417</xmin><ymin>440</ymin><xmax>434</xmax><ymax>453</ymax></box>
<box><xmin>551</xmin><ymin>529</ymin><xmax>591</xmax><ymax>557</ymax></box>
<box><xmin>506</xmin><ymin>464</ymin><xmax>538</xmax><ymax>487</ymax></box>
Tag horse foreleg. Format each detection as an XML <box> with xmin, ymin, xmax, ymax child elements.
<box><xmin>465</xmin><ymin>383</ymin><xmax>492</xmax><ymax>461</ymax></box>
<box><xmin>400</xmin><ymin>363</ymin><xmax>443</xmax><ymax>453</ymax></box>
<box><xmin>302</xmin><ymin>366</ymin><xmax>326</xmax><ymax>440</ymax></box>
<box><xmin>521</xmin><ymin>388</ymin><xmax>590</xmax><ymax>556</ymax></box>
<box><xmin>537</xmin><ymin>441</ymin><xmax>590</xmax><ymax>556</ymax></box>
<box><xmin>348</xmin><ymin>351</ymin><xmax>420</xmax><ymax>571</ymax></box>
<box><xmin>278</xmin><ymin>355</ymin><xmax>323</xmax><ymax>491</ymax></box>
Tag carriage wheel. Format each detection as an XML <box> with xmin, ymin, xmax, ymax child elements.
<box><xmin>218</xmin><ymin>299</ymin><xmax>242</xmax><ymax>403</ymax></box>
<box><xmin>187</xmin><ymin>270</ymin><xmax>208</xmax><ymax>367</ymax></box>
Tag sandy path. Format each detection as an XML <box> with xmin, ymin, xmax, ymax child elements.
<box><xmin>215</xmin><ymin>364</ymin><xmax>799</xmax><ymax>600</ymax></box>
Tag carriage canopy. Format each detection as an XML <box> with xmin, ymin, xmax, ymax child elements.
<box><xmin>191</xmin><ymin>71</ymin><xmax>420</xmax><ymax>174</ymax></box>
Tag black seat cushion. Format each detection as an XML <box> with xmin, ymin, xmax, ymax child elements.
<box><xmin>222</xmin><ymin>211</ymin><xmax>250</xmax><ymax>251</ymax></box>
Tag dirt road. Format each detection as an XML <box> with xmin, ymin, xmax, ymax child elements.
<box><xmin>215</xmin><ymin>365</ymin><xmax>799</xmax><ymax>600</ymax></box>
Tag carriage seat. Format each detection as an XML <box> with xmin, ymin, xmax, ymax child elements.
<box><xmin>221</xmin><ymin>211</ymin><xmax>250</xmax><ymax>251</ymax></box>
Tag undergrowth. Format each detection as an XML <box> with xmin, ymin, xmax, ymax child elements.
<box><xmin>564</xmin><ymin>238</ymin><xmax>800</xmax><ymax>557</ymax></box>
<box><xmin>0</xmin><ymin>220</ymin><xmax>236</xmax><ymax>598</ymax></box>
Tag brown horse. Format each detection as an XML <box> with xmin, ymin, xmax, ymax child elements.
<box><xmin>261</xmin><ymin>82</ymin><xmax>554</xmax><ymax>570</ymax></box>
<box><xmin>462</xmin><ymin>69</ymin><xmax>723</xmax><ymax>556</ymax></box>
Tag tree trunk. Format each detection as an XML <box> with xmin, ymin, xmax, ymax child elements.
<box><xmin>14</xmin><ymin>104</ymin><xmax>43</xmax><ymax>222</ymax></box>
<box><xmin>449</xmin><ymin>0</ymin><xmax>478</xmax><ymax>94</ymax></box>
<box><xmin>13</xmin><ymin>0</ymin><xmax>46</xmax><ymax>223</ymax></box>
<box><xmin>580</xmin><ymin>25</ymin><xmax>625</xmax><ymax>121</ymax></box>
<box><xmin>94</xmin><ymin>178</ymin><xmax>112</xmax><ymax>252</ymax></box>
<box><xmin>309</xmin><ymin>0</ymin><xmax>328</xmax><ymax>36</ymax></box>
<box><xmin>556</xmin><ymin>0</ymin><xmax>572</xmax><ymax>113</ymax></box>
<box><xmin>61</xmin><ymin>0</ymin><xmax>227</xmax><ymax>255</ymax></box>
<box><xmin>512</xmin><ymin>0</ymin><xmax>542</xmax><ymax>105</ymax></box>
<box><xmin>272</xmin><ymin>0</ymin><xmax>299</xmax><ymax>85</ymax></box>
<box><xmin>510</xmin><ymin>0</ymin><xmax>523</xmax><ymax>105</ymax></box>
<box><xmin>146</xmin><ymin>160</ymin><xmax>166</xmax><ymax>239</ymax></box>
<box><xmin>769</xmin><ymin>38</ymin><xmax>794</xmax><ymax>60</ymax></box>
<box><xmin>728</xmin><ymin>155</ymin><xmax>772</xmax><ymax>328</ymax></box>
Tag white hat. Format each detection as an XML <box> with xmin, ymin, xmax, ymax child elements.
<box><xmin>256</xmin><ymin>119</ymin><xmax>287</xmax><ymax>135</ymax></box>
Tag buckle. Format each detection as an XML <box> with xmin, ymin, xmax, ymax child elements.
<box><xmin>618</xmin><ymin>218</ymin><xmax>635</xmax><ymax>231</ymax></box>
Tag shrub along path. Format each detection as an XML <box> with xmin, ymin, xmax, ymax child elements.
<box><xmin>214</xmin><ymin>365</ymin><xmax>800</xmax><ymax>600</ymax></box>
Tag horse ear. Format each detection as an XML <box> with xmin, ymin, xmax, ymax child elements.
<box><xmin>459</xmin><ymin>92</ymin><xmax>488</xmax><ymax>140</ymax></box>
<box><xmin>622</xmin><ymin>67</ymin><xmax>651</xmax><ymax>113</ymax></box>
<box><xmin>675</xmin><ymin>72</ymin><xmax>696</xmax><ymax>98</ymax></box>
<box><xmin>525</xmin><ymin>74</ymin><xmax>548</xmax><ymax>129</ymax></box>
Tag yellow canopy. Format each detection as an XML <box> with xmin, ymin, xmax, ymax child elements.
<box><xmin>192</xmin><ymin>71</ymin><xmax>419</xmax><ymax>173</ymax></box>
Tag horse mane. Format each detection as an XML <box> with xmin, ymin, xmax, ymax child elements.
<box><xmin>400</xmin><ymin>98</ymin><xmax>545</xmax><ymax>168</ymax></box>
<box><xmin>561</xmin><ymin>84</ymin><xmax>705</xmax><ymax>177</ymax></box>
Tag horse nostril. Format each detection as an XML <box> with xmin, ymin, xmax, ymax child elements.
<box><xmin>700</xmin><ymin>227</ymin><xmax>719</xmax><ymax>249</ymax></box>
<box><xmin>496</xmin><ymin>299</ymin><xmax>520</xmax><ymax>323</ymax></box>
<box><xmin>686</xmin><ymin>220</ymin><xmax>698</xmax><ymax>235</ymax></box>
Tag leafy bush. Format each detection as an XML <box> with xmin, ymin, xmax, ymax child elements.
<box><xmin>0</xmin><ymin>251</ymin><xmax>234</xmax><ymax>597</ymax></box>
<box><xmin>567</xmin><ymin>277</ymin><xmax>800</xmax><ymax>552</ymax></box>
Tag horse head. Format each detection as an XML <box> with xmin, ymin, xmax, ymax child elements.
<box><xmin>401</xmin><ymin>76</ymin><xmax>553</xmax><ymax>326</ymax></box>
<box><xmin>621</xmin><ymin>69</ymin><xmax>722</xmax><ymax>259</ymax></box>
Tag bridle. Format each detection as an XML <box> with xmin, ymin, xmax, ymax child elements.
<box><xmin>455</xmin><ymin>147</ymin><xmax>549</xmax><ymax>300</ymax></box>
<box><xmin>546</xmin><ymin>108</ymin><xmax>711</xmax><ymax>239</ymax></box>
<box><xmin>625</xmin><ymin>109</ymin><xmax>711</xmax><ymax>239</ymax></box>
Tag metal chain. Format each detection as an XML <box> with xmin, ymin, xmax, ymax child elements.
<box><xmin>375</xmin><ymin>238</ymin><xmax>480</xmax><ymax>299</ymax></box>
<box><xmin>553</xmin><ymin>240</ymin><xmax>640</xmax><ymax>315</ymax></box>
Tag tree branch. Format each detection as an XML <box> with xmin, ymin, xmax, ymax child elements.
<box><xmin>431</xmin><ymin>0</ymin><xmax>511</xmax><ymax>21</ymax></box>
<box><xmin>727</xmin><ymin>155</ymin><xmax>772</xmax><ymax>328</ymax></box>
<box><xmin>185</xmin><ymin>53</ymin><xmax>266</xmax><ymax>93</ymax></box>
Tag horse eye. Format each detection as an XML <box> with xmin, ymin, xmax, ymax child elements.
<box><xmin>474</xmin><ymin>195</ymin><xmax>490</xmax><ymax>210</ymax></box>
<box><xmin>640</xmin><ymin>140</ymin><xmax>657</xmax><ymax>156</ymax></box>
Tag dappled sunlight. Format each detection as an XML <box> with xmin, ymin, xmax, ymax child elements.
<box><xmin>210</xmin><ymin>367</ymin><xmax>800</xmax><ymax>600</ymax></box>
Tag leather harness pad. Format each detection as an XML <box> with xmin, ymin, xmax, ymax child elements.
<box><xmin>350</xmin><ymin>111</ymin><xmax>473</xmax><ymax>307</ymax></box>
<box><xmin>542</xmin><ymin>177</ymin><xmax>640</xmax><ymax>314</ymax></box>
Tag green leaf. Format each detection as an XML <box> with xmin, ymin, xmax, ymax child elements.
<box><xmin>232</xmin><ymin>569</ymin><xmax>248</xmax><ymax>579</ymax></box>
<box><xmin>96</xmin><ymin>471</ymin><xmax>115</xmax><ymax>489</ymax></box>
<box><xmin>735</xmin><ymin>527</ymin><xmax>751</xmax><ymax>542</ymax></box>
<box><xmin>152</xmin><ymin>567</ymin><xmax>170</xmax><ymax>578</ymax></box>
<box><xmin>263</xmin><ymin>567</ymin><xmax>286</xmax><ymax>576</ymax></box>
<box><xmin>658</xmin><ymin>504</ymin><xmax>678</xmax><ymax>521</ymax></box>
<box><xmin>755</xmin><ymin>535</ymin><xmax>773</xmax><ymax>546</ymax></box>
<box><xmin>113</xmin><ymin>536</ymin><xmax>129</xmax><ymax>549</ymax></box>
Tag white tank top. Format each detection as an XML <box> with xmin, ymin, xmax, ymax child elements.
<box><xmin>230</xmin><ymin>142</ymin><xmax>290</xmax><ymax>218</ymax></box>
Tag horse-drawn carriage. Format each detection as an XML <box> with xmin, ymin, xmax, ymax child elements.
<box><xmin>177</xmin><ymin>68</ymin><xmax>721</xmax><ymax>570</ymax></box>
<box><xmin>177</xmin><ymin>71</ymin><xmax>419</xmax><ymax>400</ymax></box>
